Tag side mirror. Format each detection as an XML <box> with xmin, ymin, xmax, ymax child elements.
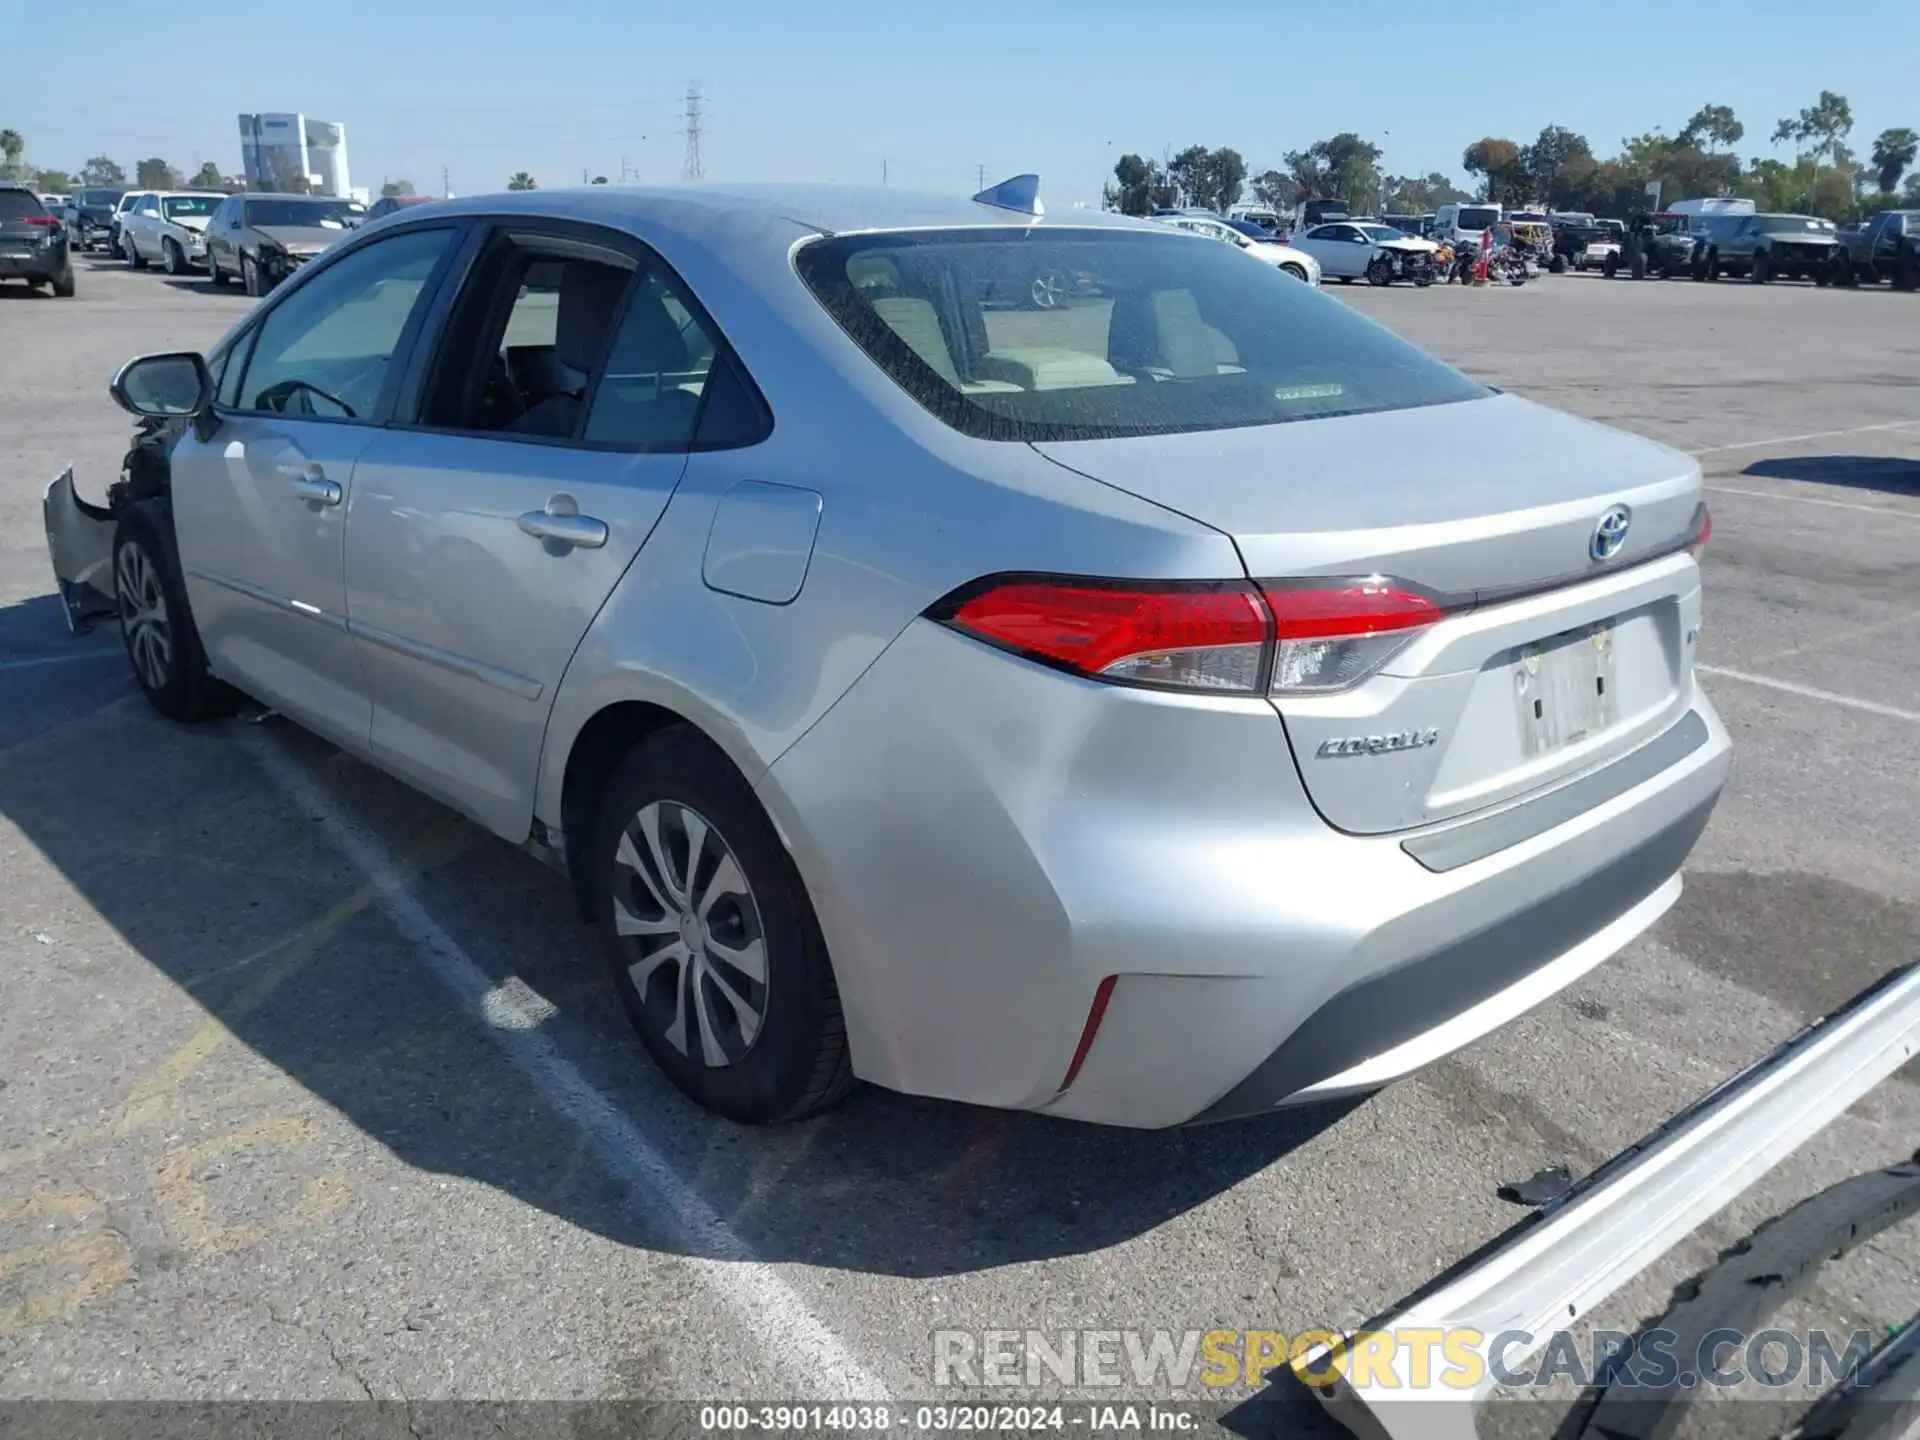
<box><xmin>111</xmin><ymin>352</ymin><xmax>213</xmax><ymax>419</ymax></box>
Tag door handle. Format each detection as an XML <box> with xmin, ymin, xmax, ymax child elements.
<box><xmin>289</xmin><ymin>474</ymin><xmax>342</xmax><ymax>506</ymax></box>
<box><xmin>518</xmin><ymin>498</ymin><xmax>608</xmax><ymax>551</ymax></box>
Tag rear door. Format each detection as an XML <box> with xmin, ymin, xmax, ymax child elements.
<box><xmin>342</xmin><ymin>219</ymin><xmax>737</xmax><ymax>836</ymax></box>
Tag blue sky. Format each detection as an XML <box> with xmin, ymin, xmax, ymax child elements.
<box><xmin>9</xmin><ymin>0</ymin><xmax>1917</xmax><ymax>205</ymax></box>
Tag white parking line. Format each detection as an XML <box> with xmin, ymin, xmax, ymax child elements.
<box><xmin>0</xmin><ymin>648</ymin><xmax>124</xmax><ymax>672</ymax></box>
<box><xmin>1704</xmin><ymin>485</ymin><xmax>1920</xmax><ymax>519</ymax></box>
<box><xmin>1691</xmin><ymin>419</ymin><xmax>1920</xmax><ymax>455</ymax></box>
<box><xmin>1697</xmin><ymin>665</ymin><xmax>1920</xmax><ymax>724</ymax></box>
<box><xmin>242</xmin><ymin>731</ymin><xmax>895</xmax><ymax>1401</ymax></box>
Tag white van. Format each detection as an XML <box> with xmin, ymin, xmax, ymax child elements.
<box><xmin>1432</xmin><ymin>201</ymin><xmax>1503</xmax><ymax>246</ymax></box>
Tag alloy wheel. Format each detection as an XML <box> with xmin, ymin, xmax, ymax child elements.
<box><xmin>117</xmin><ymin>541</ymin><xmax>172</xmax><ymax>692</ymax></box>
<box><xmin>611</xmin><ymin>799</ymin><xmax>768</xmax><ymax>1067</ymax></box>
<box><xmin>1031</xmin><ymin>272</ymin><xmax>1067</xmax><ymax>309</ymax></box>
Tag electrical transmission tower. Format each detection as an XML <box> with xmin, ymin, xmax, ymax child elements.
<box><xmin>682</xmin><ymin>84</ymin><xmax>704</xmax><ymax>181</ymax></box>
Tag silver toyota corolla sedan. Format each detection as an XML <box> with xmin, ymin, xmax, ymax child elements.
<box><xmin>43</xmin><ymin>178</ymin><xmax>1729</xmax><ymax>1128</ymax></box>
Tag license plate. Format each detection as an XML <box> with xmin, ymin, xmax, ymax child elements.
<box><xmin>1514</xmin><ymin>622</ymin><xmax>1618</xmax><ymax>758</ymax></box>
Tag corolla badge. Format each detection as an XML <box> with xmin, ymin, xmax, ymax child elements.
<box><xmin>1590</xmin><ymin>505</ymin><xmax>1632</xmax><ymax>562</ymax></box>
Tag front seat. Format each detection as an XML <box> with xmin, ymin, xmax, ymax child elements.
<box><xmin>507</xmin><ymin>261</ymin><xmax>633</xmax><ymax>438</ymax></box>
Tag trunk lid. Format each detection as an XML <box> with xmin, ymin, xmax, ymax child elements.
<box><xmin>256</xmin><ymin>224</ymin><xmax>347</xmax><ymax>255</ymax></box>
<box><xmin>1033</xmin><ymin>393</ymin><xmax>1706</xmax><ymax>835</ymax></box>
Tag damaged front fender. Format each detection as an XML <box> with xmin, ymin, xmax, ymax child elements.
<box><xmin>43</xmin><ymin>467</ymin><xmax>120</xmax><ymax>633</ymax></box>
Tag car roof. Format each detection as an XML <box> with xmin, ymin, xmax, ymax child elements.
<box><xmin>413</xmin><ymin>182</ymin><xmax>1155</xmax><ymax>240</ymax></box>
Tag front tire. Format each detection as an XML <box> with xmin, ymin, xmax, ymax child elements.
<box><xmin>163</xmin><ymin>237</ymin><xmax>187</xmax><ymax>276</ymax></box>
<box><xmin>593</xmin><ymin>727</ymin><xmax>854</xmax><ymax>1124</ymax></box>
<box><xmin>1280</xmin><ymin>263</ymin><xmax>1307</xmax><ymax>282</ymax></box>
<box><xmin>1750</xmin><ymin>252</ymin><xmax>1769</xmax><ymax>283</ymax></box>
<box><xmin>241</xmin><ymin>253</ymin><xmax>262</xmax><ymax>296</ymax></box>
<box><xmin>127</xmin><ymin>233</ymin><xmax>148</xmax><ymax>269</ymax></box>
<box><xmin>112</xmin><ymin>503</ymin><xmax>238</xmax><ymax>723</ymax></box>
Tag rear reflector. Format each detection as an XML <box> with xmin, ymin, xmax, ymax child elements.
<box><xmin>1059</xmin><ymin>975</ymin><xmax>1117</xmax><ymax>1094</ymax></box>
<box><xmin>943</xmin><ymin>580</ymin><xmax>1270</xmax><ymax>693</ymax></box>
<box><xmin>935</xmin><ymin>573</ymin><xmax>1456</xmax><ymax>696</ymax></box>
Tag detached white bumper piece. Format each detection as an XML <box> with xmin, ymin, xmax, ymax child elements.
<box><xmin>1314</xmin><ymin>962</ymin><xmax>1920</xmax><ymax>1440</ymax></box>
<box><xmin>43</xmin><ymin>466</ymin><xmax>119</xmax><ymax>632</ymax></box>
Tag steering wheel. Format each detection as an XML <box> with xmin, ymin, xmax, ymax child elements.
<box><xmin>253</xmin><ymin>377</ymin><xmax>357</xmax><ymax>419</ymax></box>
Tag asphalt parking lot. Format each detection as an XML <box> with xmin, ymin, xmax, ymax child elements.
<box><xmin>2</xmin><ymin>258</ymin><xmax>1917</xmax><ymax>1434</ymax></box>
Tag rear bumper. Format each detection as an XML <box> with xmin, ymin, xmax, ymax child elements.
<box><xmin>760</xmin><ymin>618</ymin><xmax>1730</xmax><ymax>1128</ymax></box>
<box><xmin>0</xmin><ymin>249</ymin><xmax>66</xmax><ymax>280</ymax></box>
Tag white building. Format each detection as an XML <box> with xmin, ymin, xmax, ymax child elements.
<box><xmin>238</xmin><ymin>113</ymin><xmax>352</xmax><ymax>197</ymax></box>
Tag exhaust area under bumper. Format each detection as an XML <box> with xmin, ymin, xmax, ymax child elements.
<box><xmin>1309</xmin><ymin>961</ymin><xmax>1920</xmax><ymax>1440</ymax></box>
<box><xmin>43</xmin><ymin>467</ymin><xmax>119</xmax><ymax>633</ymax></box>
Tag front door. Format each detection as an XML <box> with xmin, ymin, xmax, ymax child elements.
<box><xmin>170</xmin><ymin>224</ymin><xmax>461</xmax><ymax>750</ymax></box>
<box><xmin>345</xmin><ymin>224</ymin><xmax>736</xmax><ymax>837</ymax></box>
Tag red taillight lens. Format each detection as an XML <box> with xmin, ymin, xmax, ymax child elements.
<box><xmin>936</xmin><ymin>572</ymin><xmax>1458</xmax><ymax>697</ymax></box>
<box><xmin>943</xmin><ymin>580</ymin><xmax>1271</xmax><ymax>693</ymax></box>
<box><xmin>1688</xmin><ymin>504</ymin><xmax>1712</xmax><ymax>558</ymax></box>
<box><xmin>1260</xmin><ymin>577</ymin><xmax>1451</xmax><ymax>694</ymax></box>
<box><xmin>24</xmin><ymin>215</ymin><xmax>60</xmax><ymax>227</ymax></box>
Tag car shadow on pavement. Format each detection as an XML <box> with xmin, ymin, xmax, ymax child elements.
<box><xmin>159</xmin><ymin>277</ymin><xmax>227</xmax><ymax>297</ymax></box>
<box><xmin>0</xmin><ymin>589</ymin><xmax>1366</xmax><ymax>1282</ymax></box>
<box><xmin>0</xmin><ymin>285</ymin><xmax>58</xmax><ymax>300</ymax></box>
<box><xmin>1742</xmin><ymin>454</ymin><xmax>1920</xmax><ymax>497</ymax></box>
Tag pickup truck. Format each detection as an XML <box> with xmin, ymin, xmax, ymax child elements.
<box><xmin>1546</xmin><ymin>213</ymin><xmax>1609</xmax><ymax>272</ymax></box>
<box><xmin>1833</xmin><ymin>208</ymin><xmax>1920</xmax><ymax>289</ymax></box>
<box><xmin>1702</xmin><ymin>212</ymin><xmax>1843</xmax><ymax>284</ymax></box>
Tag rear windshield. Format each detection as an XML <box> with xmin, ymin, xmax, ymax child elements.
<box><xmin>163</xmin><ymin>195</ymin><xmax>220</xmax><ymax>218</ymax></box>
<box><xmin>793</xmin><ymin>227</ymin><xmax>1488</xmax><ymax>442</ymax></box>
<box><xmin>77</xmin><ymin>189</ymin><xmax>123</xmax><ymax>207</ymax></box>
<box><xmin>244</xmin><ymin>198</ymin><xmax>365</xmax><ymax>228</ymax></box>
<box><xmin>1758</xmin><ymin>215</ymin><xmax>1831</xmax><ymax>232</ymax></box>
<box><xmin>1554</xmin><ymin>213</ymin><xmax>1595</xmax><ymax>227</ymax></box>
<box><xmin>0</xmin><ymin>190</ymin><xmax>49</xmax><ymax>221</ymax></box>
<box><xmin>1457</xmin><ymin>207</ymin><xmax>1500</xmax><ymax>230</ymax></box>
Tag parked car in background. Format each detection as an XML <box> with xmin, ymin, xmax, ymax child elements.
<box><xmin>1702</xmin><ymin>213</ymin><xmax>1841</xmax><ymax>284</ymax></box>
<box><xmin>1288</xmin><ymin>219</ymin><xmax>1436</xmax><ymax>285</ymax></box>
<box><xmin>203</xmin><ymin>192</ymin><xmax>368</xmax><ymax>294</ymax></box>
<box><xmin>1380</xmin><ymin>213</ymin><xmax>1429</xmax><ymax>237</ymax></box>
<box><xmin>1154</xmin><ymin>213</ymin><xmax>1321</xmax><ymax>284</ymax></box>
<box><xmin>366</xmin><ymin>194</ymin><xmax>438</xmax><ymax>223</ymax></box>
<box><xmin>1217</xmin><ymin>216</ymin><xmax>1322</xmax><ymax>284</ymax></box>
<box><xmin>42</xmin><ymin>181</ymin><xmax>1727</xmax><ymax>1129</ymax></box>
<box><xmin>121</xmin><ymin>191</ymin><xmax>225</xmax><ymax>275</ymax></box>
<box><xmin>1431</xmin><ymin>201</ymin><xmax>1502</xmax><ymax>247</ymax></box>
<box><xmin>107</xmin><ymin>192</ymin><xmax>143</xmax><ymax>258</ymax></box>
<box><xmin>1604</xmin><ymin>213</ymin><xmax>1696</xmax><ymax>280</ymax></box>
<box><xmin>1832</xmin><ymin>209</ymin><xmax>1920</xmax><ymax>289</ymax></box>
<box><xmin>1547</xmin><ymin>213</ymin><xmax>1606</xmax><ymax>272</ymax></box>
<box><xmin>67</xmin><ymin>187</ymin><xmax>125</xmax><ymax>251</ymax></box>
<box><xmin>0</xmin><ymin>183</ymin><xmax>76</xmax><ymax>295</ymax></box>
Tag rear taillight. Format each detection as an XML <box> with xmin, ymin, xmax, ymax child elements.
<box><xmin>943</xmin><ymin>579</ymin><xmax>1270</xmax><ymax>693</ymax></box>
<box><xmin>934</xmin><ymin>573</ymin><xmax>1455</xmax><ymax>696</ymax></box>
<box><xmin>24</xmin><ymin>215</ymin><xmax>59</xmax><ymax>227</ymax></box>
<box><xmin>1688</xmin><ymin>504</ymin><xmax>1712</xmax><ymax>558</ymax></box>
<box><xmin>1260</xmin><ymin>577</ymin><xmax>1449</xmax><ymax>694</ymax></box>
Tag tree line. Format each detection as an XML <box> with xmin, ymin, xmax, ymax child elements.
<box><xmin>1106</xmin><ymin>93</ymin><xmax>1919</xmax><ymax>221</ymax></box>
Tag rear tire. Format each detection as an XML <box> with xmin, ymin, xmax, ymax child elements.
<box><xmin>112</xmin><ymin>503</ymin><xmax>239</xmax><ymax>724</ymax></box>
<box><xmin>1750</xmin><ymin>252</ymin><xmax>1769</xmax><ymax>283</ymax></box>
<box><xmin>1550</xmin><ymin>254</ymin><xmax>1567</xmax><ymax>274</ymax></box>
<box><xmin>593</xmin><ymin>727</ymin><xmax>854</xmax><ymax>1124</ymax></box>
<box><xmin>52</xmin><ymin>267</ymin><xmax>74</xmax><ymax>297</ymax></box>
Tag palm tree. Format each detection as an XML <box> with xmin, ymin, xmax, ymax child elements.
<box><xmin>1871</xmin><ymin>128</ymin><xmax>1919</xmax><ymax>195</ymax></box>
<box><xmin>0</xmin><ymin>128</ymin><xmax>24</xmax><ymax>181</ymax></box>
<box><xmin>506</xmin><ymin>171</ymin><xmax>537</xmax><ymax>191</ymax></box>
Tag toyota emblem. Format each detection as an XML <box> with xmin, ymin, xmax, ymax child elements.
<box><xmin>1590</xmin><ymin>505</ymin><xmax>1632</xmax><ymax>562</ymax></box>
